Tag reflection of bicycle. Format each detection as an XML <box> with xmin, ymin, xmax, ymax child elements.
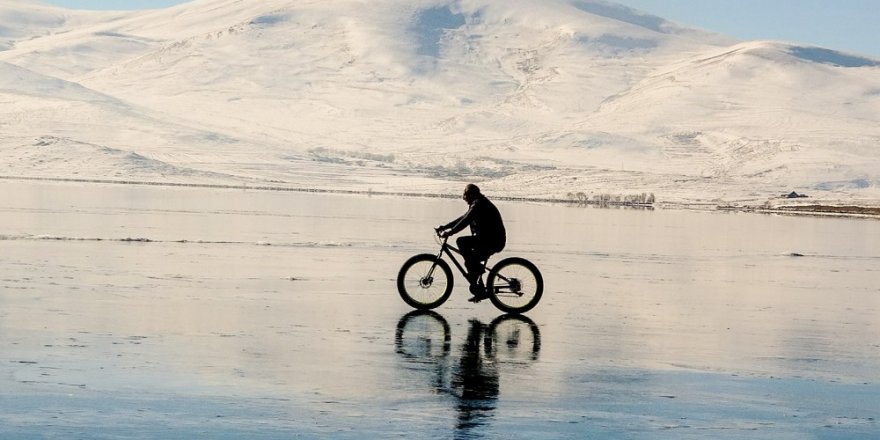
<box><xmin>395</xmin><ymin>310</ymin><xmax>451</xmax><ymax>361</ymax></box>
<box><xmin>397</xmin><ymin>230</ymin><xmax>544</xmax><ymax>314</ymax></box>
<box><xmin>484</xmin><ymin>314</ymin><xmax>541</xmax><ymax>363</ymax></box>
<box><xmin>395</xmin><ymin>312</ymin><xmax>542</xmax><ymax>435</ymax></box>
<box><xmin>394</xmin><ymin>311</ymin><xmax>541</xmax><ymax>365</ymax></box>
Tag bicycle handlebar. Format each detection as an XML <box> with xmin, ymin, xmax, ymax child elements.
<box><xmin>434</xmin><ymin>227</ymin><xmax>449</xmax><ymax>245</ymax></box>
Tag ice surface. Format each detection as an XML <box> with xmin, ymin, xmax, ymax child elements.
<box><xmin>1</xmin><ymin>181</ymin><xmax>878</xmax><ymax>439</ymax></box>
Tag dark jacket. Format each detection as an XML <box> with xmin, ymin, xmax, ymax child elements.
<box><xmin>443</xmin><ymin>195</ymin><xmax>506</xmax><ymax>252</ymax></box>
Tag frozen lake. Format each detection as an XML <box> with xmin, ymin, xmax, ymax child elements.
<box><xmin>1</xmin><ymin>181</ymin><xmax>879</xmax><ymax>439</ymax></box>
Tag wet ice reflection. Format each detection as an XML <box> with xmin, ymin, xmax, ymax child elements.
<box><xmin>395</xmin><ymin>311</ymin><xmax>541</xmax><ymax>435</ymax></box>
<box><xmin>1</xmin><ymin>181</ymin><xmax>879</xmax><ymax>438</ymax></box>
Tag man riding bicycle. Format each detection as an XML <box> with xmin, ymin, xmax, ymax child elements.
<box><xmin>437</xmin><ymin>184</ymin><xmax>506</xmax><ymax>302</ymax></box>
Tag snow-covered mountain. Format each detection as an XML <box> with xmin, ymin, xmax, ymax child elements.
<box><xmin>2</xmin><ymin>0</ymin><xmax>879</xmax><ymax>205</ymax></box>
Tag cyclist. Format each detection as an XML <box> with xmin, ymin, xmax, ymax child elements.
<box><xmin>437</xmin><ymin>184</ymin><xmax>506</xmax><ymax>302</ymax></box>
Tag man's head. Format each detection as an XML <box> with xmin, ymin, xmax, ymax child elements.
<box><xmin>462</xmin><ymin>183</ymin><xmax>481</xmax><ymax>204</ymax></box>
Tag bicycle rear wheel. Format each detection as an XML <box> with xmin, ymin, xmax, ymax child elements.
<box><xmin>397</xmin><ymin>254</ymin><xmax>454</xmax><ymax>310</ymax></box>
<box><xmin>486</xmin><ymin>257</ymin><xmax>543</xmax><ymax>314</ymax></box>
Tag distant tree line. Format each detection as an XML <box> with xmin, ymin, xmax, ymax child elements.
<box><xmin>565</xmin><ymin>192</ymin><xmax>655</xmax><ymax>206</ymax></box>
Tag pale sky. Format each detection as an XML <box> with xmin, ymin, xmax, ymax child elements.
<box><xmin>614</xmin><ymin>0</ymin><xmax>880</xmax><ymax>57</ymax></box>
<box><xmin>42</xmin><ymin>0</ymin><xmax>880</xmax><ymax>57</ymax></box>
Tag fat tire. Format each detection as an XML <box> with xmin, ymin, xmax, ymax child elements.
<box><xmin>486</xmin><ymin>257</ymin><xmax>543</xmax><ymax>314</ymax></box>
<box><xmin>397</xmin><ymin>254</ymin><xmax>454</xmax><ymax>310</ymax></box>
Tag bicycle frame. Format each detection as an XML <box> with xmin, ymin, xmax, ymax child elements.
<box><xmin>430</xmin><ymin>235</ymin><xmax>515</xmax><ymax>289</ymax></box>
<box><xmin>432</xmin><ymin>236</ymin><xmax>483</xmax><ymax>279</ymax></box>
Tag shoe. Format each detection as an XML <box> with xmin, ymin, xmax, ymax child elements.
<box><xmin>468</xmin><ymin>283</ymin><xmax>489</xmax><ymax>303</ymax></box>
<box><xmin>469</xmin><ymin>283</ymin><xmax>485</xmax><ymax>296</ymax></box>
<box><xmin>468</xmin><ymin>294</ymin><xmax>488</xmax><ymax>303</ymax></box>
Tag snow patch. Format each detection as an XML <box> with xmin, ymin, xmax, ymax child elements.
<box><xmin>0</xmin><ymin>61</ymin><xmax>118</xmax><ymax>103</ymax></box>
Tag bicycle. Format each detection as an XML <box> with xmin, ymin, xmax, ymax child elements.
<box><xmin>397</xmin><ymin>230</ymin><xmax>544</xmax><ymax>314</ymax></box>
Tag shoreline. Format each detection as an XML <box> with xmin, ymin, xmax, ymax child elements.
<box><xmin>3</xmin><ymin>174</ymin><xmax>878</xmax><ymax>219</ymax></box>
<box><xmin>717</xmin><ymin>203</ymin><xmax>880</xmax><ymax>219</ymax></box>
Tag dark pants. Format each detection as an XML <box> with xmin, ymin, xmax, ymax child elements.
<box><xmin>456</xmin><ymin>236</ymin><xmax>498</xmax><ymax>286</ymax></box>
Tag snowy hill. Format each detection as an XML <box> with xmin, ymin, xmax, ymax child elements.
<box><xmin>1</xmin><ymin>0</ymin><xmax>878</xmax><ymax>206</ymax></box>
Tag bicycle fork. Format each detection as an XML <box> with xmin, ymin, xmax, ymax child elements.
<box><xmin>427</xmin><ymin>247</ymin><xmax>446</xmax><ymax>276</ymax></box>
<box><xmin>420</xmin><ymin>249</ymin><xmax>445</xmax><ymax>285</ymax></box>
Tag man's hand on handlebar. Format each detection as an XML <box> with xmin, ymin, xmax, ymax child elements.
<box><xmin>436</xmin><ymin>226</ymin><xmax>451</xmax><ymax>238</ymax></box>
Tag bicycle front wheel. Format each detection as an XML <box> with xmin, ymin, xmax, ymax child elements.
<box><xmin>397</xmin><ymin>254</ymin><xmax>454</xmax><ymax>310</ymax></box>
<box><xmin>486</xmin><ymin>257</ymin><xmax>543</xmax><ymax>314</ymax></box>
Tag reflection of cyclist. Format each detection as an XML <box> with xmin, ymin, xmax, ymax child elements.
<box><xmin>395</xmin><ymin>311</ymin><xmax>541</xmax><ymax>437</ymax></box>
<box><xmin>437</xmin><ymin>184</ymin><xmax>506</xmax><ymax>302</ymax></box>
<box><xmin>453</xmin><ymin>319</ymin><xmax>499</xmax><ymax>432</ymax></box>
